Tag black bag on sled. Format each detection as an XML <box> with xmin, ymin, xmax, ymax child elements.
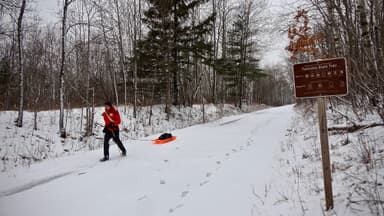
<box><xmin>158</xmin><ymin>133</ymin><xmax>172</xmax><ymax>140</ymax></box>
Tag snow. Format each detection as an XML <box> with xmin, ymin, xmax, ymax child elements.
<box><xmin>0</xmin><ymin>104</ymin><xmax>266</xmax><ymax>171</ymax></box>
<box><xmin>254</xmin><ymin>104</ymin><xmax>384</xmax><ymax>216</ymax></box>
<box><xmin>0</xmin><ymin>105</ymin><xmax>293</xmax><ymax>216</ymax></box>
<box><xmin>1</xmin><ymin>104</ymin><xmax>383</xmax><ymax>216</ymax></box>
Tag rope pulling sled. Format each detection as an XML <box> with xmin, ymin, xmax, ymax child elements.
<box><xmin>97</xmin><ymin>123</ymin><xmax>176</xmax><ymax>144</ymax></box>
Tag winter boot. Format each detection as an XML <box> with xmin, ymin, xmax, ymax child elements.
<box><xmin>100</xmin><ymin>156</ymin><xmax>109</xmax><ymax>162</ymax></box>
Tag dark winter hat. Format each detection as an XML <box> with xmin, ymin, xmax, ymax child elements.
<box><xmin>104</xmin><ymin>101</ymin><xmax>112</xmax><ymax>107</ymax></box>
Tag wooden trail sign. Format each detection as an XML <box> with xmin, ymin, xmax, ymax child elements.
<box><xmin>293</xmin><ymin>58</ymin><xmax>348</xmax><ymax>98</ymax></box>
<box><xmin>293</xmin><ymin>57</ymin><xmax>348</xmax><ymax>210</ymax></box>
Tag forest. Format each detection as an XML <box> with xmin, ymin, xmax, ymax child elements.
<box><xmin>0</xmin><ymin>0</ymin><xmax>383</xmax><ymax>137</ymax></box>
<box><xmin>1</xmin><ymin>1</ymin><xmax>384</xmax><ymax>214</ymax></box>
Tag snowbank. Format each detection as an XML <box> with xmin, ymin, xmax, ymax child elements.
<box><xmin>0</xmin><ymin>103</ymin><xmax>267</xmax><ymax>172</ymax></box>
<box><xmin>255</xmin><ymin>104</ymin><xmax>384</xmax><ymax>215</ymax></box>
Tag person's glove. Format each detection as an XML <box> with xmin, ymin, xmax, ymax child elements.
<box><xmin>108</xmin><ymin>123</ymin><xmax>116</xmax><ymax>130</ymax></box>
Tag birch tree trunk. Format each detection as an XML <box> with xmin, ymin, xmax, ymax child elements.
<box><xmin>16</xmin><ymin>0</ymin><xmax>26</xmax><ymax>128</ymax></box>
<box><xmin>325</xmin><ymin>0</ymin><xmax>337</xmax><ymax>57</ymax></box>
<box><xmin>172</xmin><ymin>1</ymin><xmax>179</xmax><ymax>106</ymax></box>
<box><xmin>212</xmin><ymin>0</ymin><xmax>217</xmax><ymax>104</ymax></box>
<box><xmin>59</xmin><ymin>0</ymin><xmax>74</xmax><ymax>138</ymax></box>
<box><xmin>114</xmin><ymin>0</ymin><xmax>125</xmax><ymax>110</ymax></box>
<box><xmin>359</xmin><ymin>0</ymin><xmax>378</xmax><ymax>72</ymax></box>
<box><xmin>99</xmin><ymin>2</ymin><xmax>118</xmax><ymax>105</ymax></box>
<box><xmin>133</xmin><ymin>0</ymin><xmax>138</xmax><ymax>118</ymax></box>
<box><xmin>85</xmin><ymin>1</ymin><xmax>94</xmax><ymax>137</ymax></box>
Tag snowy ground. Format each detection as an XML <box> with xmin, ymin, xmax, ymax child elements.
<box><xmin>1</xmin><ymin>104</ymin><xmax>383</xmax><ymax>216</ymax></box>
<box><xmin>0</xmin><ymin>103</ymin><xmax>265</xmax><ymax>171</ymax></box>
<box><xmin>0</xmin><ymin>105</ymin><xmax>293</xmax><ymax>216</ymax></box>
<box><xmin>256</xmin><ymin>104</ymin><xmax>384</xmax><ymax>216</ymax></box>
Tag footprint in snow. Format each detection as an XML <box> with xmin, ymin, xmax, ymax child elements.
<box><xmin>214</xmin><ymin>161</ymin><xmax>222</xmax><ymax>171</ymax></box>
<box><xmin>169</xmin><ymin>204</ymin><xmax>184</xmax><ymax>213</ymax></box>
<box><xmin>200</xmin><ymin>180</ymin><xmax>209</xmax><ymax>186</ymax></box>
<box><xmin>181</xmin><ymin>191</ymin><xmax>189</xmax><ymax>198</ymax></box>
<box><xmin>206</xmin><ymin>172</ymin><xmax>212</xmax><ymax>177</ymax></box>
<box><xmin>137</xmin><ymin>195</ymin><xmax>147</xmax><ymax>201</ymax></box>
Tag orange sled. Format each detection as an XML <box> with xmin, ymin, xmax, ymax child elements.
<box><xmin>153</xmin><ymin>136</ymin><xmax>176</xmax><ymax>144</ymax></box>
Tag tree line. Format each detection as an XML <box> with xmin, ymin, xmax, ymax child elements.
<box><xmin>0</xmin><ymin>0</ymin><xmax>293</xmax><ymax>137</ymax></box>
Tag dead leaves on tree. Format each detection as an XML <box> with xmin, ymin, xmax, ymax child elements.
<box><xmin>287</xmin><ymin>9</ymin><xmax>323</xmax><ymax>61</ymax></box>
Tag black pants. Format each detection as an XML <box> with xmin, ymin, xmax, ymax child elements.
<box><xmin>104</xmin><ymin>130</ymin><xmax>126</xmax><ymax>157</ymax></box>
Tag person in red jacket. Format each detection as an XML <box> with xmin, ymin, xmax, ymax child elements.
<box><xmin>100</xmin><ymin>101</ymin><xmax>127</xmax><ymax>162</ymax></box>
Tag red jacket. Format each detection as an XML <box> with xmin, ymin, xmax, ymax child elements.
<box><xmin>103</xmin><ymin>106</ymin><xmax>121</xmax><ymax>131</ymax></box>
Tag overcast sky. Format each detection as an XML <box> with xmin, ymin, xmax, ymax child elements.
<box><xmin>33</xmin><ymin>0</ymin><xmax>295</xmax><ymax>68</ymax></box>
<box><xmin>34</xmin><ymin>0</ymin><xmax>60</xmax><ymax>22</ymax></box>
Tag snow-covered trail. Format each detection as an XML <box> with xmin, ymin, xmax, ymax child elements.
<box><xmin>0</xmin><ymin>105</ymin><xmax>294</xmax><ymax>216</ymax></box>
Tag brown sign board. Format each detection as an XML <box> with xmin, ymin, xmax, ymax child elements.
<box><xmin>293</xmin><ymin>58</ymin><xmax>348</xmax><ymax>98</ymax></box>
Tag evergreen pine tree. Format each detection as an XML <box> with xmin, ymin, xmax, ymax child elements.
<box><xmin>136</xmin><ymin>0</ymin><xmax>214</xmax><ymax>107</ymax></box>
<box><xmin>215</xmin><ymin>2</ymin><xmax>264</xmax><ymax>109</ymax></box>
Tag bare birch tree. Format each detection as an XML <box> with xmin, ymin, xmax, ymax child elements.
<box><xmin>16</xmin><ymin>0</ymin><xmax>26</xmax><ymax>127</ymax></box>
<box><xmin>59</xmin><ymin>0</ymin><xmax>76</xmax><ymax>138</ymax></box>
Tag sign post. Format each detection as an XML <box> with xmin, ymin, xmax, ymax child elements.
<box><xmin>317</xmin><ymin>97</ymin><xmax>333</xmax><ymax>210</ymax></box>
<box><xmin>293</xmin><ymin>57</ymin><xmax>348</xmax><ymax>210</ymax></box>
